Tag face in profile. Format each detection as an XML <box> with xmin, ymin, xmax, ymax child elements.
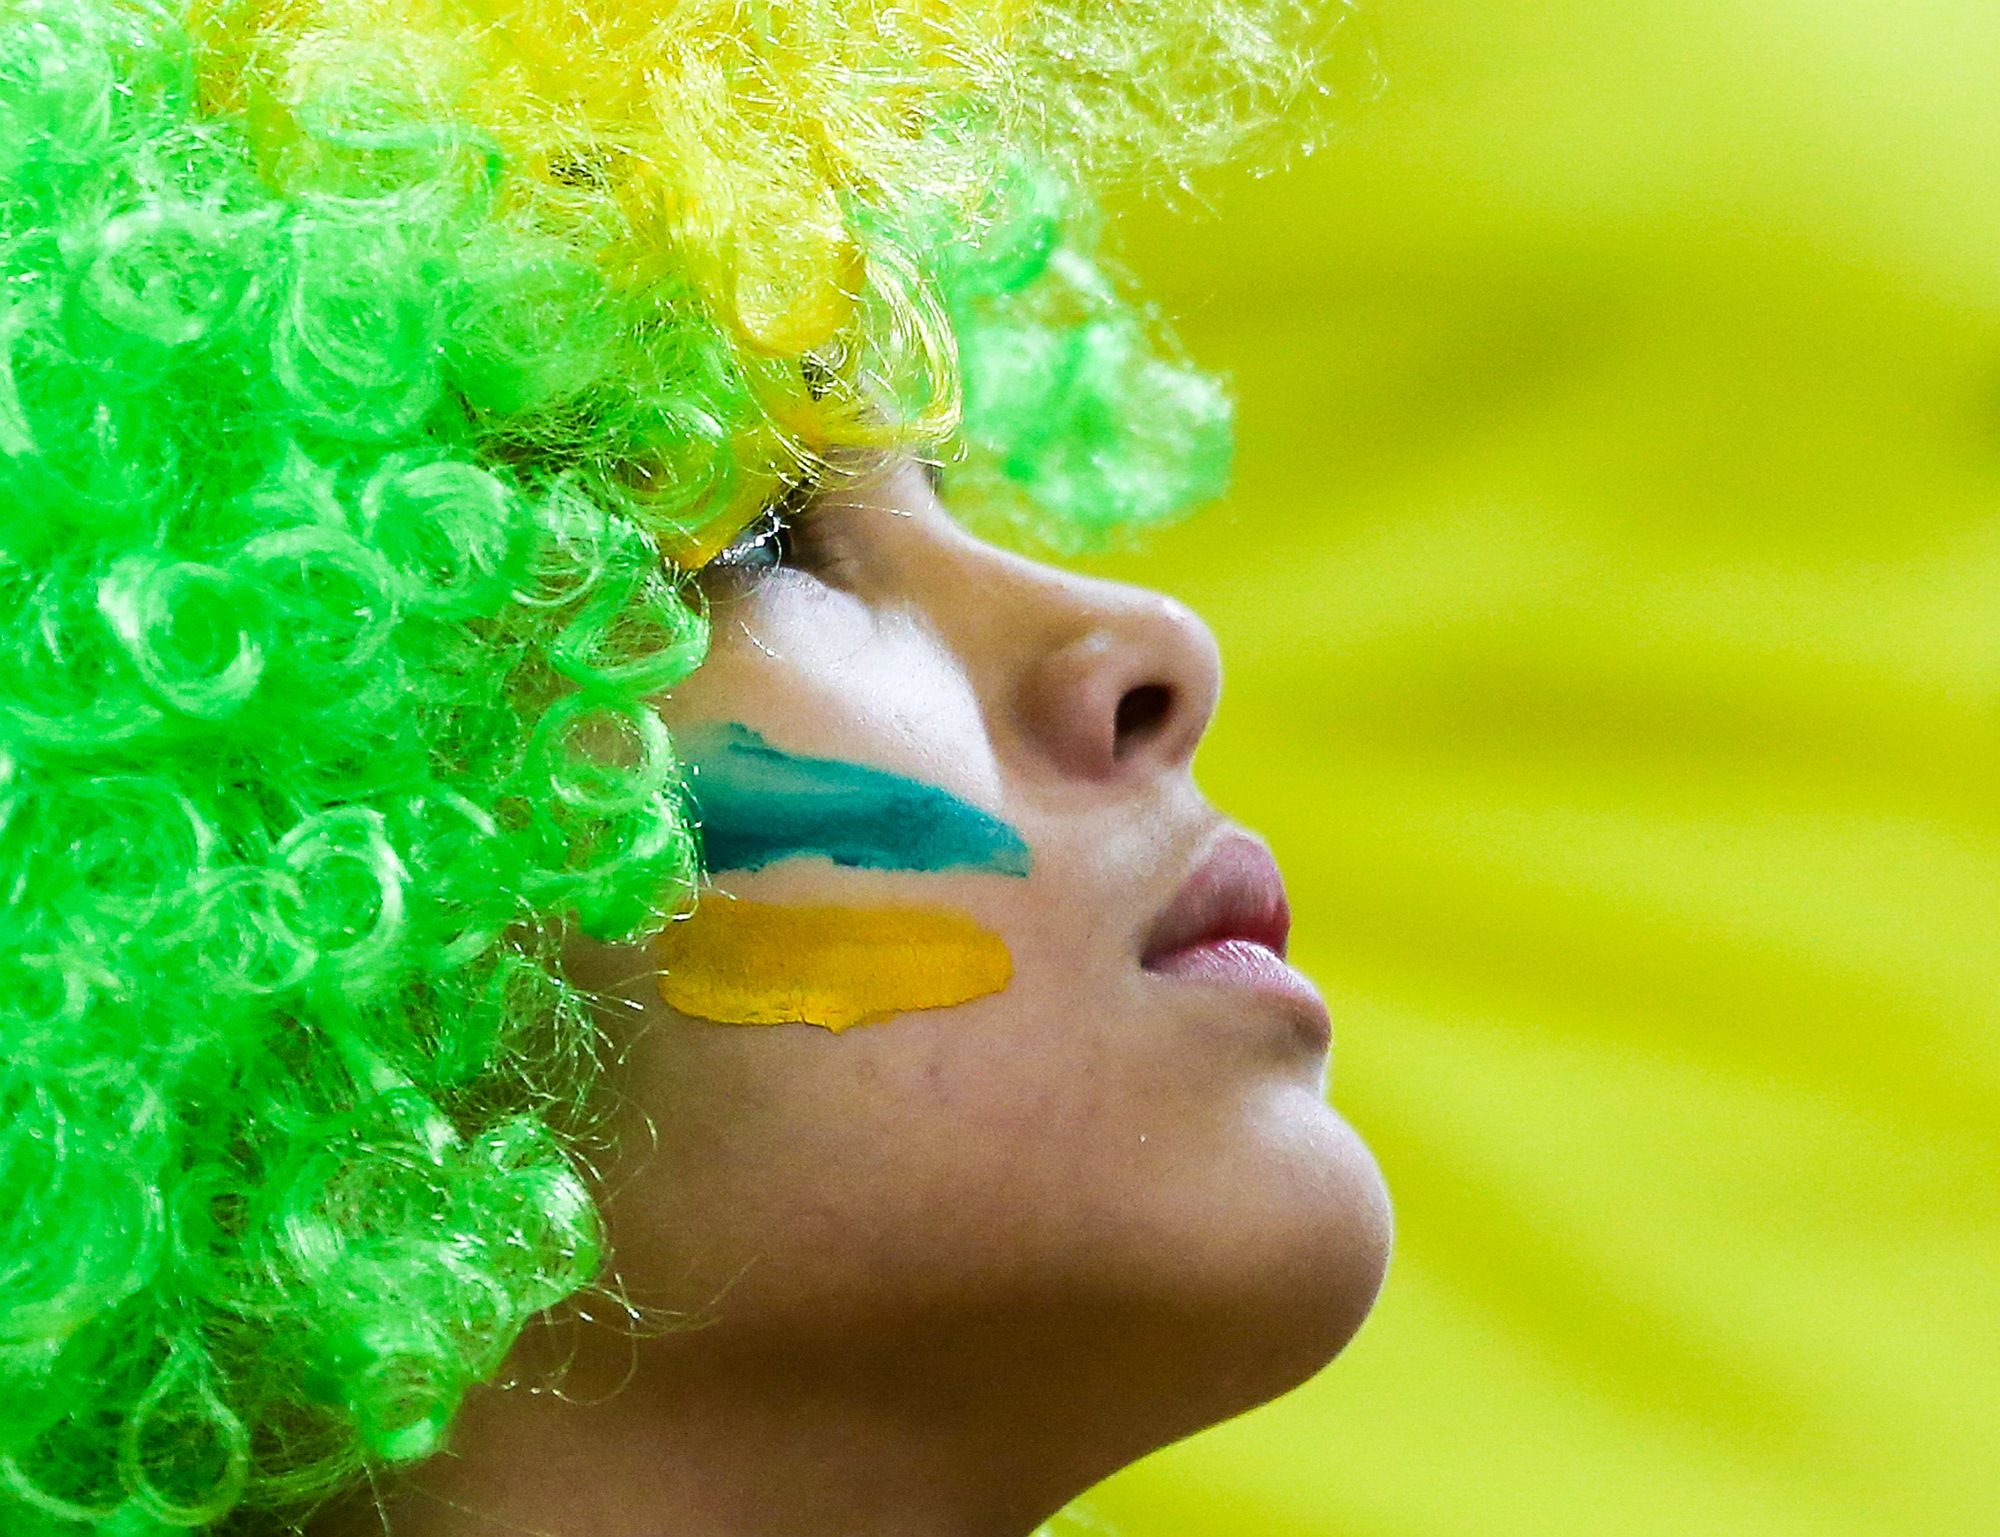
<box><xmin>543</xmin><ymin>455</ymin><xmax>1391</xmax><ymax>1506</ymax></box>
<box><xmin>3</xmin><ymin>3</ymin><xmax>1378</xmax><ymax>1532</ymax></box>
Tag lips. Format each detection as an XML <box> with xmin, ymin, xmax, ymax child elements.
<box><xmin>1139</xmin><ymin>831</ymin><xmax>1330</xmax><ymax>1049</ymax></box>
<box><xmin>1141</xmin><ymin>832</ymin><xmax>1292</xmax><ymax>968</ymax></box>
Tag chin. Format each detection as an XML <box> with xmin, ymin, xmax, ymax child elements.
<box><xmin>1205</xmin><ymin>1108</ymin><xmax>1392</xmax><ymax>1416</ymax></box>
<box><xmin>1063</xmin><ymin>1097</ymin><xmax>1393</xmax><ymax>1442</ymax></box>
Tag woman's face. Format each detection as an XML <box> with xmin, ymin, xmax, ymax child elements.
<box><xmin>563</xmin><ymin>457</ymin><xmax>1390</xmax><ymax>1451</ymax></box>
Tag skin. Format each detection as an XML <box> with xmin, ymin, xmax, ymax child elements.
<box><xmin>323</xmin><ymin>458</ymin><xmax>1392</xmax><ymax>1537</ymax></box>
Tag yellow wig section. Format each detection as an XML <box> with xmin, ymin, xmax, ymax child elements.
<box><xmin>187</xmin><ymin>0</ymin><xmax>1335</xmax><ymax>359</ymax></box>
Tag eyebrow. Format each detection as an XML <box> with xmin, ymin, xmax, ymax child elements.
<box><xmin>772</xmin><ymin>460</ymin><xmax>827</xmax><ymax>521</ymax></box>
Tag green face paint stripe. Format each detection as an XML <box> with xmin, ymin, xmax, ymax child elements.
<box><xmin>677</xmin><ymin>723</ymin><xmax>1032</xmax><ymax>877</ymax></box>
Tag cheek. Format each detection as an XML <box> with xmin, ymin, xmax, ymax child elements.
<box><xmin>600</xmin><ymin>991</ymin><xmax>1050</xmax><ymax>1317</ymax></box>
<box><xmin>687</xmin><ymin>579</ymin><xmax>1001</xmax><ymax>808</ymax></box>
<box><xmin>647</xmin><ymin>586</ymin><xmax>1037</xmax><ymax>1042</ymax></box>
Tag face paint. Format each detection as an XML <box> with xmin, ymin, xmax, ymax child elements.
<box><xmin>678</xmin><ymin>723</ymin><xmax>1032</xmax><ymax>877</ymax></box>
<box><xmin>653</xmin><ymin>898</ymin><xmax>1012</xmax><ymax>1032</ymax></box>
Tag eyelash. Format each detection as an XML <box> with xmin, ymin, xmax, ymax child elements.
<box><xmin>694</xmin><ymin>455</ymin><xmax>943</xmax><ymax>587</ymax></box>
<box><xmin>702</xmin><ymin>472</ymin><xmax>822</xmax><ymax>582</ymax></box>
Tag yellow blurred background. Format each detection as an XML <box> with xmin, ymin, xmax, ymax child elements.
<box><xmin>1079</xmin><ymin>2</ymin><xmax>2000</xmax><ymax>1532</ymax></box>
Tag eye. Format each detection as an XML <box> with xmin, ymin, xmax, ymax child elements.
<box><xmin>697</xmin><ymin>470</ymin><xmax>822</xmax><ymax>585</ymax></box>
<box><xmin>705</xmin><ymin>504</ymin><xmax>794</xmax><ymax>576</ymax></box>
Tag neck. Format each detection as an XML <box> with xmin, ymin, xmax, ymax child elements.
<box><xmin>312</xmin><ymin>1307</ymin><xmax>1170</xmax><ymax>1537</ymax></box>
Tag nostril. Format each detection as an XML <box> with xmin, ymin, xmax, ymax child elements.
<box><xmin>1112</xmin><ymin>682</ymin><xmax>1175</xmax><ymax>759</ymax></box>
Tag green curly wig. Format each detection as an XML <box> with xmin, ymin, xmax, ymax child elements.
<box><xmin>0</xmin><ymin>0</ymin><xmax>1348</xmax><ymax>1529</ymax></box>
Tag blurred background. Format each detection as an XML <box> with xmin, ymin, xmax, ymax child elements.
<box><xmin>1077</xmin><ymin>1</ymin><xmax>2000</xmax><ymax>1533</ymax></box>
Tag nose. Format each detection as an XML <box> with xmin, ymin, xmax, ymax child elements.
<box><xmin>1007</xmin><ymin>573</ymin><xmax>1223</xmax><ymax>784</ymax></box>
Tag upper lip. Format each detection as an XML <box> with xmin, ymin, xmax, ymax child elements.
<box><xmin>1140</xmin><ymin>831</ymin><xmax>1292</xmax><ymax>968</ymax></box>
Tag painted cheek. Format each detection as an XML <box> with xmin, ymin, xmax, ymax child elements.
<box><xmin>658</xmin><ymin>724</ymin><xmax>1028</xmax><ymax>1030</ymax></box>
<box><xmin>652</xmin><ymin>898</ymin><xmax>1012</xmax><ymax>1032</ymax></box>
<box><xmin>676</xmin><ymin>722</ymin><xmax>1031</xmax><ymax>877</ymax></box>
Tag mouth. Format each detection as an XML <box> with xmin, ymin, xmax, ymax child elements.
<box><xmin>1142</xmin><ymin>832</ymin><xmax>1292</xmax><ymax>965</ymax></box>
<box><xmin>1141</xmin><ymin>831</ymin><xmax>1330</xmax><ymax>1048</ymax></box>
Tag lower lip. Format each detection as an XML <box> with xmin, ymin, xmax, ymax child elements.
<box><xmin>1144</xmin><ymin>938</ymin><xmax>1332</xmax><ymax>1049</ymax></box>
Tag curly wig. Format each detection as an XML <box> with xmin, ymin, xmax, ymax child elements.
<box><xmin>0</xmin><ymin>0</ymin><xmax>1350</xmax><ymax>1529</ymax></box>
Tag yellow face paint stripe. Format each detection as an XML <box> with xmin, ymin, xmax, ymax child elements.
<box><xmin>652</xmin><ymin>898</ymin><xmax>1012</xmax><ymax>1033</ymax></box>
